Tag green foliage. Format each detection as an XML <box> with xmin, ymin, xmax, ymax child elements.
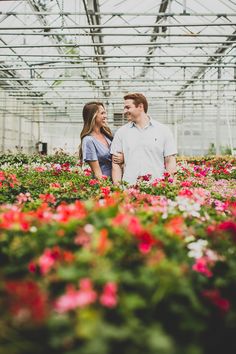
<box><xmin>0</xmin><ymin>155</ymin><xmax>236</xmax><ymax>354</ymax></box>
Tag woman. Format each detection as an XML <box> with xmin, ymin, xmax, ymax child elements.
<box><xmin>79</xmin><ymin>101</ymin><xmax>123</xmax><ymax>180</ymax></box>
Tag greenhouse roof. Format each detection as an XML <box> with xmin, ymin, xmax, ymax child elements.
<box><xmin>0</xmin><ymin>0</ymin><xmax>235</xmax><ymax>123</ymax></box>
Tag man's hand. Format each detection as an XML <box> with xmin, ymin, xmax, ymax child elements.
<box><xmin>164</xmin><ymin>155</ymin><xmax>177</xmax><ymax>179</ymax></box>
<box><xmin>112</xmin><ymin>154</ymin><xmax>123</xmax><ymax>184</ymax></box>
<box><xmin>112</xmin><ymin>152</ymin><xmax>124</xmax><ymax>165</ymax></box>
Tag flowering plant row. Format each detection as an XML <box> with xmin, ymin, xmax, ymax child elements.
<box><xmin>0</xmin><ymin>155</ymin><xmax>235</xmax><ymax>354</ymax></box>
<box><xmin>0</xmin><ymin>155</ymin><xmax>235</xmax><ymax>206</ymax></box>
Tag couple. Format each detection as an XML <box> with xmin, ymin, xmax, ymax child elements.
<box><xmin>79</xmin><ymin>93</ymin><xmax>177</xmax><ymax>185</ymax></box>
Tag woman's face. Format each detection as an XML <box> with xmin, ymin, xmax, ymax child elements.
<box><xmin>94</xmin><ymin>105</ymin><xmax>107</xmax><ymax>128</ymax></box>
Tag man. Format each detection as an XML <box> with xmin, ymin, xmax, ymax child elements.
<box><xmin>111</xmin><ymin>93</ymin><xmax>177</xmax><ymax>185</ymax></box>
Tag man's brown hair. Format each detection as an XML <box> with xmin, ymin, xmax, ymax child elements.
<box><xmin>123</xmin><ymin>93</ymin><xmax>148</xmax><ymax>113</ymax></box>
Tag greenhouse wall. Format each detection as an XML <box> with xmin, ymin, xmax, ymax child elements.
<box><xmin>0</xmin><ymin>89</ymin><xmax>40</xmax><ymax>153</ymax></box>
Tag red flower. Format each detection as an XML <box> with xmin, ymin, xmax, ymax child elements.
<box><xmin>178</xmin><ymin>188</ymin><xmax>193</xmax><ymax>197</ymax></box>
<box><xmin>100</xmin><ymin>186</ymin><xmax>111</xmax><ymax>197</ymax></box>
<box><xmin>97</xmin><ymin>228</ymin><xmax>110</xmax><ymax>255</ymax></box>
<box><xmin>202</xmin><ymin>289</ymin><xmax>230</xmax><ymax>313</ymax></box>
<box><xmin>50</xmin><ymin>182</ymin><xmax>61</xmax><ymax>188</ymax></box>
<box><xmin>137</xmin><ymin>230</ymin><xmax>156</xmax><ymax>254</ymax></box>
<box><xmin>0</xmin><ymin>207</ymin><xmax>30</xmax><ymax>231</ymax></box>
<box><xmin>39</xmin><ymin>193</ymin><xmax>56</xmax><ymax>204</ymax></box>
<box><xmin>218</xmin><ymin>220</ymin><xmax>236</xmax><ymax>235</ymax></box>
<box><xmin>89</xmin><ymin>179</ymin><xmax>99</xmax><ymax>186</ymax></box>
<box><xmin>112</xmin><ymin>214</ymin><xmax>143</xmax><ymax>235</ymax></box>
<box><xmin>28</xmin><ymin>261</ymin><xmax>37</xmax><ymax>273</ymax></box>
<box><xmin>137</xmin><ymin>174</ymin><xmax>152</xmax><ymax>182</ymax></box>
<box><xmin>5</xmin><ymin>280</ymin><xmax>48</xmax><ymax>323</ymax></box>
<box><xmin>165</xmin><ymin>216</ymin><xmax>184</xmax><ymax>236</ymax></box>
<box><xmin>84</xmin><ymin>168</ymin><xmax>92</xmax><ymax>176</ymax></box>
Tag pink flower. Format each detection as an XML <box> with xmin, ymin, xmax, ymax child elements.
<box><xmin>180</xmin><ymin>181</ymin><xmax>193</xmax><ymax>187</ymax></box>
<box><xmin>100</xmin><ymin>282</ymin><xmax>118</xmax><ymax>308</ymax></box>
<box><xmin>192</xmin><ymin>257</ymin><xmax>213</xmax><ymax>277</ymax></box>
<box><xmin>16</xmin><ymin>192</ymin><xmax>32</xmax><ymax>204</ymax></box>
<box><xmin>34</xmin><ymin>167</ymin><xmax>46</xmax><ymax>172</ymax></box>
<box><xmin>38</xmin><ymin>248</ymin><xmax>60</xmax><ymax>275</ymax></box>
<box><xmin>127</xmin><ymin>216</ymin><xmax>143</xmax><ymax>235</ymax></box>
<box><xmin>55</xmin><ymin>278</ymin><xmax>97</xmax><ymax>313</ymax></box>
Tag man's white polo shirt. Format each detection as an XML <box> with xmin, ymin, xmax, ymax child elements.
<box><xmin>110</xmin><ymin>117</ymin><xmax>177</xmax><ymax>185</ymax></box>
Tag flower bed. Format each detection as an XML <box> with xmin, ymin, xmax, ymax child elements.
<box><xmin>0</xmin><ymin>155</ymin><xmax>236</xmax><ymax>354</ymax></box>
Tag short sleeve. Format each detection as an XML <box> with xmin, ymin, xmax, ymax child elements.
<box><xmin>82</xmin><ymin>137</ymin><xmax>98</xmax><ymax>161</ymax></box>
<box><xmin>164</xmin><ymin>127</ymin><xmax>178</xmax><ymax>157</ymax></box>
<box><xmin>110</xmin><ymin>130</ymin><xmax>123</xmax><ymax>154</ymax></box>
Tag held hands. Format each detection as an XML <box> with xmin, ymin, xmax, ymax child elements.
<box><xmin>112</xmin><ymin>152</ymin><xmax>124</xmax><ymax>165</ymax></box>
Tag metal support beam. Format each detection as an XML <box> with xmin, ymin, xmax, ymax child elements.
<box><xmin>82</xmin><ymin>0</ymin><xmax>110</xmax><ymax>97</ymax></box>
<box><xmin>0</xmin><ymin>23</ymin><xmax>235</xmax><ymax>29</ymax></box>
<box><xmin>139</xmin><ymin>0</ymin><xmax>171</xmax><ymax>77</ymax></box>
<box><xmin>175</xmin><ymin>30</ymin><xmax>236</xmax><ymax>97</ymax></box>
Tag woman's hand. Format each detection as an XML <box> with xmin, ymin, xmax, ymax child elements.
<box><xmin>112</xmin><ymin>152</ymin><xmax>124</xmax><ymax>164</ymax></box>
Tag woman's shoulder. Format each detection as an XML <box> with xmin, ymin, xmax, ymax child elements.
<box><xmin>82</xmin><ymin>135</ymin><xmax>94</xmax><ymax>143</ymax></box>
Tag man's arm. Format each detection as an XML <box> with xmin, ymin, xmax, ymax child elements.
<box><xmin>164</xmin><ymin>155</ymin><xmax>177</xmax><ymax>177</ymax></box>
<box><xmin>112</xmin><ymin>157</ymin><xmax>123</xmax><ymax>184</ymax></box>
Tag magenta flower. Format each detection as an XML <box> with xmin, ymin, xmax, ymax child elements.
<box><xmin>192</xmin><ymin>257</ymin><xmax>213</xmax><ymax>277</ymax></box>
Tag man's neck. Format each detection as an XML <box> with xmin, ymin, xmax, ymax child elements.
<box><xmin>134</xmin><ymin>113</ymin><xmax>150</xmax><ymax>129</ymax></box>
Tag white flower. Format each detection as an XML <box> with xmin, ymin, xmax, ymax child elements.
<box><xmin>187</xmin><ymin>239</ymin><xmax>208</xmax><ymax>258</ymax></box>
<box><xmin>84</xmin><ymin>224</ymin><xmax>94</xmax><ymax>234</ymax></box>
<box><xmin>176</xmin><ymin>196</ymin><xmax>201</xmax><ymax>217</ymax></box>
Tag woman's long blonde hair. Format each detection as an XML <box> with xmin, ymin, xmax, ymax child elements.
<box><xmin>79</xmin><ymin>101</ymin><xmax>113</xmax><ymax>161</ymax></box>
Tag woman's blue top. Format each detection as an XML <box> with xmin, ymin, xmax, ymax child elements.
<box><xmin>82</xmin><ymin>135</ymin><xmax>112</xmax><ymax>177</ymax></box>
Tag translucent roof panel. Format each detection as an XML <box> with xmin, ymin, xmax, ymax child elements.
<box><xmin>0</xmin><ymin>0</ymin><xmax>235</xmax><ymax>122</ymax></box>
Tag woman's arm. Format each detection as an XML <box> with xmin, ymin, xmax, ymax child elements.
<box><xmin>87</xmin><ymin>160</ymin><xmax>103</xmax><ymax>179</ymax></box>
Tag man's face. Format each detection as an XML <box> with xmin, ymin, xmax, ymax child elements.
<box><xmin>123</xmin><ymin>99</ymin><xmax>142</xmax><ymax>122</ymax></box>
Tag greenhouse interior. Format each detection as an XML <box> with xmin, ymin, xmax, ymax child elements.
<box><xmin>0</xmin><ymin>0</ymin><xmax>235</xmax><ymax>155</ymax></box>
<box><xmin>0</xmin><ymin>2</ymin><xmax>236</xmax><ymax>354</ymax></box>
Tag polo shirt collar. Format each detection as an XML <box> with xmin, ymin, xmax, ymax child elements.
<box><xmin>129</xmin><ymin>115</ymin><xmax>155</xmax><ymax>128</ymax></box>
